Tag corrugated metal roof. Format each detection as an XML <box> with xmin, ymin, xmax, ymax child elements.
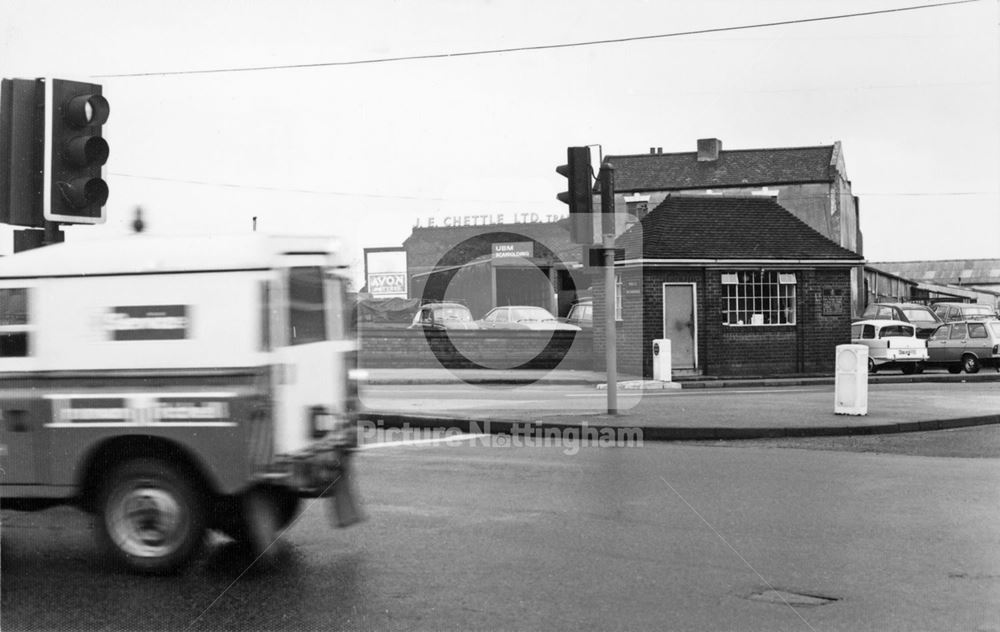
<box><xmin>870</xmin><ymin>259</ymin><xmax>1000</xmax><ymax>286</ymax></box>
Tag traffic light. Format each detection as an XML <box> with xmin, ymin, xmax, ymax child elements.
<box><xmin>556</xmin><ymin>146</ymin><xmax>593</xmax><ymax>244</ymax></box>
<box><xmin>0</xmin><ymin>78</ymin><xmax>45</xmax><ymax>227</ymax></box>
<box><xmin>43</xmin><ymin>78</ymin><xmax>108</xmax><ymax>224</ymax></box>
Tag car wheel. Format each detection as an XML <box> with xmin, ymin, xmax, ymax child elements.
<box><xmin>947</xmin><ymin>364</ymin><xmax>962</xmax><ymax>374</ymax></box>
<box><xmin>867</xmin><ymin>358</ymin><xmax>877</xmax><ymax>374</ymax></box>
<box><xmin>96</xmin><ymin>458</ymin><xmax>206</xmax><ymax>575</ymax></box>
<box><xmin>900</xmin><ymin>363</ymin><xmax>917</xmax><ymax>375</ymax></box>
<box><xmin>962</xmin><ymin>354</ymin><xmax>981</xmax><ymax>374</ymax></box>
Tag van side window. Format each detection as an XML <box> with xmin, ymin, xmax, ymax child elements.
<box><xmin>0</xmin><ymin>288</ymin><xmax>30</xmax><ymax>357</ymax></box>
<box><xmin>288</xmin><ymin>267</ymin><xmax>327</xmax><ymax>345</ymax></box>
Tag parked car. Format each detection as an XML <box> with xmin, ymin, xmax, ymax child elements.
<box><xmin>477</xmin><ymin>305</ymin><xmax>581</xmax><ymax>331</ymax></box>
<box><xmin>851</xmin><ymin>319</ymin><xmax>929</xmax><ymax>374</ymax></box>
<box><xmin>859</xmin><ymin>302</ymin><xmax>943</xmax><ymax>338</ymax></box>
<box><xmin>408</xmin><ymin>302</ymin><xmax>478</xmax><ymax>330</ymax></box>
<box><xmin>930</xmin><ymin>302</ymin><xmax>998</xmax><ymax>323</ymax></box>
<box><xmin>926</xmin><ymin>319</ymin><xmax>1000</xmax><ymax>374</ymax></box>
<box><xmin>562</xmin><ymin>298</ymin><xmax>592</xmax><ymax>329</ymax></box>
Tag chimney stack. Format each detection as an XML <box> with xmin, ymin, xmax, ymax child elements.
<box><xmin>697</xmin><ymin>138</ymin><xmax>722</xmax><ymax>162</ymax></box>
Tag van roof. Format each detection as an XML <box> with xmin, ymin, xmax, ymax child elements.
<box><xmin>0</xmin><ymin>233</ymin><xmax>345</xmax><ymax>279</ymax></box>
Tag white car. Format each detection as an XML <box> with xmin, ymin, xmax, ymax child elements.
<box><xmin>851</xmin><ymin>319</ymin><xmax>928</xmax><ymax>374</ymax></box>
<box><xmin>477</xmin><ymin>306</ymin><xmax>581</xmax><ymax>332</ymax></box>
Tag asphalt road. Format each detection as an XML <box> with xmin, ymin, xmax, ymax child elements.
<box><xmin>359</xmin><ymin>380</ymin><xmax>1000</xmax><ymax>425</ymax></box>
<box><xmin>3</xmin><ymin>431</ymin><xmax>998</xmax><ymax>631</ymax></box>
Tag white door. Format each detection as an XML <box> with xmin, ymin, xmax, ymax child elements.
<box><xmin>272</xmin><ymin>265</ymin><xmax>344</xmax><ymax>455</ymax></box>
<box><xmin>662</xmin><ymin>283</ymin><xmax>697</xmax><ymax>370</ymax></box>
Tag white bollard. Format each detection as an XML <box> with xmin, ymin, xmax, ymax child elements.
<box><xmin>652</xmin><ymin>338</ymin><xmax>672</xmax><ymax>382</ymax></box>
<box><xmin>834</xmin><ymin>344</ymin><xmax>868</xmax><ymax>415</ymax></box>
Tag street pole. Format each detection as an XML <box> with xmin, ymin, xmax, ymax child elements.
<box><xmin>601</xmin><ymin>164</ymin><xmax>617</xmax><ymax>415</ymax></box>
<box><xmin>603</xmin><ymin>233</ymin><xmax>617</xmax><ymax>414</ymax></box>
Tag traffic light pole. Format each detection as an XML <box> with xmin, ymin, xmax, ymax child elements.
<box><xmin>600</xmin><ymin>164</ymin><xmax>617</xmax><ymax>415</ymax></box>
<box><xmin>603</xmin><ymin>232</ymin><xmax>618</xmax><ymax>415</ymax></box>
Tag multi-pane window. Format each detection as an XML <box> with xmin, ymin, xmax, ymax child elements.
<box><xmin>721</xmin><ymin>271</ymin><xmax>796</xmax><ymax>326</ymax></box>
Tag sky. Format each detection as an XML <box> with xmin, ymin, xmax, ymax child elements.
<box><xmin>1</xmin><ymin>0</ymin><xmax>998</xmax><ymax>287</ymax></box>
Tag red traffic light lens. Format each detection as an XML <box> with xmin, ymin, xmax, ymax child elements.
<box><xmin>65</xmin><ymin>94</ymin><xmax>110</xmax><ymax>128</ymax></box>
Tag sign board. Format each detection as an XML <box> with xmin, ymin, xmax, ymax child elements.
<box><xmin>105</xmin><ymin>305</ymin><xmax>188</xmax><ymax>341</ymax></box>
<box><xmin>364</xmin><ymin>247</ymin><xmax>408</xmax><ymax>298</ymax></box>
<box><xmin>492</xmin><ymin>242</ymin><xmax>534</xmax><ymax>259</ymax></box>
<box><xmin>368</xmin><ymin>272</ymin><xmax>407</xmax><ymax>297</ymax></box>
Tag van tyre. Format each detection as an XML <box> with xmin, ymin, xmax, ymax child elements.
<box><xmin>962</xmin><ymin>354</ymin><xmax>981</xmax><ymax>374</ymax></box>
<box><xmin>900</xmin><ymin>363</ymin><xmax>917</xmax><ymax>375</ymax></box>
<box><xmin>96</xmin><ymin>458</ymin><xmax>206</xmax><ymax>575</ymax></box>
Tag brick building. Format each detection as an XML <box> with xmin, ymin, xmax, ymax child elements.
<box><xmin>598</xmin><ymin>195</ymin><xmax>864</xmax><ymax>377</ymax></box>
<box><xmin>600</xmin><ymin>138</ymin><xmax>865</xmax><ymax>316</ymax></box>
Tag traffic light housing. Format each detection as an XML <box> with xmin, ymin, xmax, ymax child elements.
<box><xmin>556</xmin><ymin>146</ymin><xmax>593</xmax><ymax>244</ymax></box>
<box><xmin>43</xmin><ymin>78</ymin><xmax>108</xmax><ymax>224</ymax></box>
<box><xmin>0</xmin><ymin>78</ymin><xmax>45</xmax><ymax>227</ymax></box>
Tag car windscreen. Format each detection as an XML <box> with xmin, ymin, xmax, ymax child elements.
<box><xmin>510</xmin><ymin>307</ymin><xmax>553</xmax><ymax>321</ymax></box>
<box><xmin>901</xmin><ymin>308</ymin><xmax>938</xmax><ymax>324</ymax></box>
<box><xmin>879</xmin><ymin>325</ymin><xmax>915</xmax><ymax>338</ymax></box>
<box><xmin>435</xmin><ymin>307</ymin><xmax>472</xmax><ymax>321</ymax></box>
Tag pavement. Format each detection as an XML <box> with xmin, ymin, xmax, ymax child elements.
<box><xmin>358</xmin><ymin>367</ymin><xmax>1000</xmax><ymax>440</ymax></box>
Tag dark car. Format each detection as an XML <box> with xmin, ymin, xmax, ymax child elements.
<box><xmin>859</xmin><ymin>302</ymin><xmax>943</xmax><ymax>338</ymax></box>
<box><xmin>926</xmin><ymin>319</ymin><xmax>1000</xmax><ymax>374</ymax></box>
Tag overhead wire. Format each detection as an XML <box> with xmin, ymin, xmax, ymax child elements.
<box><xmin>95</xmin><ymin>0</ymin><xmax>983</xmax><ymax>78</ymax></box>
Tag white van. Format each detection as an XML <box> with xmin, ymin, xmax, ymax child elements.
<box><xmin>0</xmin><ymin>233</ymin><xmax>362</xmax><ymax>573</ymax></box>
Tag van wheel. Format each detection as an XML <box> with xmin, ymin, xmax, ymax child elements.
<box><xmin>868</xmin><ymin>359</ymin><xmax>877</xmax><ymax>374</ymax></box>
<box><xmin>947</xmin><ymin>364</ymin><xmax>962</xmax><ymax>374</ymax></box>
<box><xmin>96</xmin><ymin>458</ymin><xmax>205</xmax><ymax>575</ymax></box>
<box><xmin>962</xmin><ymin>354</ymin><xmax>981</xmax><ymax>374</ymax></box>
<box><xmin>900</xmin><ymin>364</ymin><xmax>917</xmax><ymax>375</ymax></box>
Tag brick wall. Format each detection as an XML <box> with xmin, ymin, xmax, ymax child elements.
<box><xmin>595</xmin><ymin>266</ymin><xmax>854</xmax><ymax>377</ymax></box>
<box><xmin>359</xmin><ymin>327</ymin><xmax>593</xmax><ymax>370</ymax></box>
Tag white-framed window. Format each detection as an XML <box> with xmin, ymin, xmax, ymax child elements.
<box><xmin>614</xmin><ymin>275</ymin><xmax>623</xmax><ymax>321</ymax></box>
<box><xmin>721</xmin><ymin>271</ymin><xmax>796</xmax><ymax>326</ymax></box>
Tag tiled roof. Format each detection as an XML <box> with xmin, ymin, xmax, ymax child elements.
<box><xmin>617</xmin><ymin>196</ymin><xmax>863</xmax><ymax>261</ymax></box>
<box><xmin>604</xmin><ymin>145</ymin><xmax>837</xmax><ymax>191</ymax></box>
<box><xmin>869</xmin><ymin>259</ymin><xmax>1000</xmax><ymax>286</ymax></box>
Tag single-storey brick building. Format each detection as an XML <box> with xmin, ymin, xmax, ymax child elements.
<box><xmin>595</xmin><ymin>195</ymin><xmax>864</xmax><ymax>377</ymax></box>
